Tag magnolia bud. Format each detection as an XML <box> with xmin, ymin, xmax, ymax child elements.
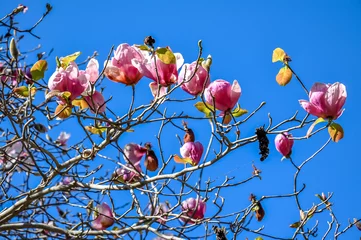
<box><xmin>201</xmin><ymin>55</ymin><xmax>212</xmax><ymax>71</ymax></box>
<box><xmin>10</xmin><ymin>38</ymin><xmax>19</xmax><ymax>61</ymax></box>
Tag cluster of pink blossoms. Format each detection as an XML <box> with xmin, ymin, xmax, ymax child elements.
<box><xmin>44</xmin><ymin>43</ymin><xmax>348</xmax><ymax>232</ymax></box>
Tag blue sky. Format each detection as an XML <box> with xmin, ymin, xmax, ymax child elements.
<box><xmin>1</xmin><ymin>0</ymin><xmax>361</xmax><ymax>239</ymax></box>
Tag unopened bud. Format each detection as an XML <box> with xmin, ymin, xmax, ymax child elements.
<box><xmin>202</xmin><ymin>55</ymin><xmax>212</xmax><ymax>71</ymax></box>
<box><xmin>10</xmin><ymin>38</ymin><xmax>19</xmax><ymax>60</ymax></box>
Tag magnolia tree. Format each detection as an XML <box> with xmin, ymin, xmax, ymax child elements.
<box><xmin>0</xmin><ymin>4</ymin><xmax>358</xmax><ymax>240</ymax></box>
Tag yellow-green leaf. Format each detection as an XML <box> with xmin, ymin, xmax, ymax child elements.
<box><xmin>272</xmin><ymin>48</ymin><xmax>286</xmax><ymax>63</ymax></box>
<box><xmin>307</xmin><ymin>117</ymin><xmax>327</xmax><ymax>138</ymax></box>
<box><xmin>30</xmin><ymin>60</ymin><xmax>48</xmax><ymax>81</ymax></box>
<box><xmin>255</xmin><ymin>237</ymin><xmax>264</xmax><ymax>240</ymax></box>
<box><xmin>136</xmin><ymin>45</ymin><xmax>150</xmax><ymax>51</ymax></box>
<box><xmin>13</xmin><ymin>86</ymin><xmax>36</xmax><ymax>98</ymax></box>
<box><xmin>72</xmin><ymin>98</ymin><xmax>89</xmax><ymax>110</ymax></box>
<box><xmin>59</xmin><ymin>51</ymin><xmax>81</xmax><ymax>69</ymax></box>
<box><xmin>155</xmin><ymin>47</ymin><xmax>176</xmax><ymax>64</ymax></box>
<box><xmin>328</xmin><ymin>123</ymin><xmax>344</xmax><ymax>142</ymax></box>
<box><xmin>232</xmin><ymin>103</ymin><xmax>248</xmax><ymax>117</ymax></box>
<box><xmin>55</xmin><ymin>104</ymin><xmax>72</xmax><ymax>119</ymax></box>
<box><xmin>290</xmin><ymin>221</ymin><xmax>301</xmax><ymax>228</ymax></box>
<box><xmin>194</xmin><ymin>102</ymin><xmax>213</xmax><ymax>117</ymax></box>
<box><xmin>276</xmin><ymin>66</ymin><xmax>292</xmax><ymax>86</ymax></box>
<box><xmin>85</xmin><ymin>126</ymin><xmax>107</xmax><ymax>135</ymax></box>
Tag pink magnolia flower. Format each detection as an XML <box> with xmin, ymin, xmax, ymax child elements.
<box><xmin>92</xmin><ymin>203</ymin><xmax>115</xmax><ymax>230</ymax></box>
<box><xmin>275</xmin><ymin>132</ymin><xmax>294</xmax><ymax>158</ymax></box>
<box><xmin>81</xmin><ymin>58</ymin><xmax>99</xmax><ymax>85</ymax></box>
<box><xmin>84</xmin><ymin>90</ymin><xmax>106</xmax><ymax>113</ymax></box>
<box><xmin>123</xmin><ymin>143</ymin><xmax>147</xmax><ymax>165</ymax></box>
<box><xmin>299</xmin><ymin>82</ymin><xmax>347</xmax><ymax>120</ymax></box>
<box><xmin>181</xmin><ymin>197</ymin><xmax>206</xmax><ymax>224</ymax></box>
<box><xmin>132</xmin><ymin>48</ymin><xmax>183</xmax><ymax>86</ymax></box>
<box><xmin>149</xmin><ymin>82</ymin><xmax>168</xmax><ymax>98</ymax></box>
<box><xmin>48</xmin><ymin>62</ymin><xmax>89</xmax><ymax>103</ymax></box>
<box><xmin>148</xmin><ymin>202</ymin><xmax>170</xmax><ymax>224</ymax></box>
<box><xmin>179</xmin><ymin>142</ymin><xmax>204</xmax><ymax>165</ymax></box>
<box><xmin>0</xmin><ymin>62</ymin><xmax>18</xmax><ymax>86</ymax></box>
<box><xmin>204</xmin><ymin>79</ymin><xmax>241</xmax><ymax>112</ymax></box>
<box><xmin>178</xmin><ymin>61</ymin><xmax>209</xmax><ymax>96</ymax></box>
<box><xmin>104</xmin><ymin>44</ymin><xmax>144</xmax><ymax>85</ymax></box>
<box><xmin>0</xmin><ymin>142</ymin><xmax>33</xmax><ymax>172</ymax></box>
<box><xmin>61</xmin><ymin>176</ymin><xmax>73</xmax><ymax>185</ymax></box>
<box><xmin>115</xmin><ymin>164</ymin><xmax>142</xmax><ymax>183</ymax></box>
<box><xmin>56</xmin><ymin>132</ymin><xmax>71</xmax><ymax>146</ymax></box>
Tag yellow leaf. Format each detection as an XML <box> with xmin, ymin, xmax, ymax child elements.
<box><xmin>328</xmin><ymin>123</ymin><xmax>344</xmax><ymax>142</ymax></box>
<box><xmin>59</xmin><ymin>51</ymin><xmax>81</xmax><ymax>69</ymax></box>
<box><xmin>55</xmin><ymin>104</ymin><xmax>72</xmax><ymax>119</ymax></box>
<box><xmin>276</xmin><ymin>66</ymin><xmax>292</xmax><ymax>86</ymax></box>
<box><xmin>72</xmin><ymin>99</ymin><xmax>89</xmax><ymax>110</ymax></box>
<box><xmin>272</xmin><ymin>48</ymin><xmax>286</xmax><ymax>63</ymax></box>
<box><xmin>174</xmin><ymin>155</ymin><xmax>195</xmax><ymax>165</ymax></box>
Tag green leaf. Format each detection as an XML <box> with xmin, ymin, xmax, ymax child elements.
<box><xmin>328</xmin><ymin>123</ymin><xmax>344</xmax><ymax>142</ymax></box>
<box><xmin>255</xmin><ymin>237</ymin><xmax>264</xmax><ymax>240</ymax></box>
<box><xmin>13</xmin><ymin>86</ymin><xmax>36</xmax><ymax>98</ymax></box>
<box><xmin>194</xmin><ymin>102</ymin><xmax>213</xmax><ymax>117</ymax></box>
<box><xmin>30</xmin><ymin>60</ymin><xmax>48</xmax><ymax>81</ymax></box>
<box><xmin>232</xmin><ymin>103</ymin><xmax>248</xmax><ymax>117</ymax></box>
<box><xmin>306</xmin><ymin>117</ymin><xmax>327</xmax><ymax>138</ymax></box>
<box><xmin>59</xmin><ymin>51</ymin><xmax>81</xmax><ymax>69</ymax></box>
<box><xmin>155</xmin><ymin>47</ymin><xmax>176</xmax><ymax>64</ymax></box>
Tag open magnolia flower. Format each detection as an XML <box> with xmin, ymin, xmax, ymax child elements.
<box><xmin>299</xmin><ymin>82</ymin><xmax>347</xmax><ymax>120</ymax></box>
<box><xmin>123</xmin><ymin>143</ymin><xmax>147</xmax><ymax>165</ymax></box>
<box><xmin>48</xmin><ymin>59</ymin><xmax>106</xmax><ymax>113</ymax></box>
<box><xmin>204</xmin><ymin>79</ymin><xmax>241</xmax><ymax>113</ymax></box>
<box><xmin>275</xmin><ymin>132</ymin><xmax>294</xmax><ymax>158</ymax></box>
<box><xmin>56</xmin><ymin>132</ymin><xmax>71</xmax><ymax>147</ymax></box>
<box><xmin>181</xmin><ymin>197</ymin><xmax>206</xmax><ymax>224</ymax></box>
<box><xmin>132</xmin><ymin>47</ymin><xmax>184</xmax><ymax>97</ymax></box>
<box><xmin>104</xmin><ymin>43</ymin><xmax>144</xmax><ymax>85</ymax></box>
<box><xmin>178</xmin><ymin>61</ymin><xmax>209</xmax><ymax>96</ymax></box>
<box><xmin>92</xmin><ymin>203</ymin><xmax>115</xmax><ymax>230</ymax></box>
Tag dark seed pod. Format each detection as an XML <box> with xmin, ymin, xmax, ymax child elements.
<box><xmin>144</xmin><ymin>36</ymin><xmax>155</xmax><ymax>48</ymax></box>
<box><xmin>255</xmin><ymin>126</ymin><xmax>269</xmax><ymax>161</ymax></box>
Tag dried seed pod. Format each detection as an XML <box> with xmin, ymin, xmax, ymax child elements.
<box><xmin>255</xmin><ymin>126</ymin><xmax>269</xmax><ymax>161</ymax></box>
<box><xmin>145</xmin><ymin>149</ymin><xmax>158</xmax><ymax>171</ymax></box>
